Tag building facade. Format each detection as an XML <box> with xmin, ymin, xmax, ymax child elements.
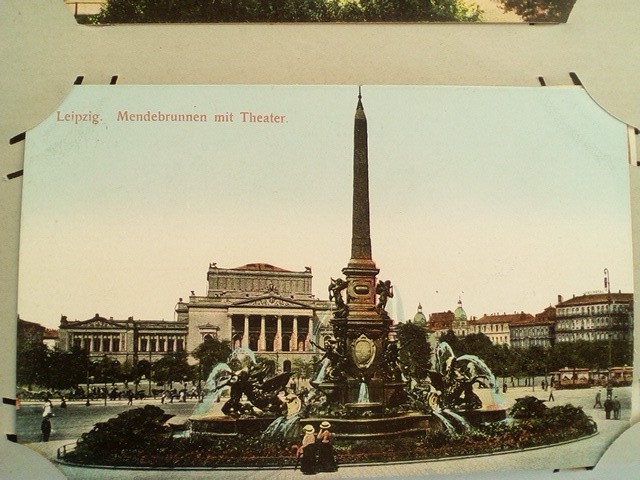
<box><xmin>58</xmin><ymin>314</ymin><xmax>188</xmax><ymax>367</ymax></box>
<box><xmin>554</xmin><ymin>292</ymin><xmax>633</xmax><ymax>343</ymax></box>
<box><xmin>469</xmin><ymin>313</ymin><xmax>530</xmax><ymax>345</ymax></box>
<box><xmin>17</xmin><ymin>316</ymin><xmax>46</xmax><ymax>351</ymax></box>
<box><xmin>509</xmin><ymin>307</ymin><xmax>556</xmax><ymax>348</ymax></box>
<box><xmin>56</xmin><ymin>262</ymin><xmax>332</xmax><ymax>372</ymax></box>
<box><xmin>176</xmin><ymin>263</ymin><xmax>332</xmax><ymax>370</ymax></box>
<box><xmin>428</xmin><ymin>309</ymin><xmax>454</xmax><ymax>334</ymax></box>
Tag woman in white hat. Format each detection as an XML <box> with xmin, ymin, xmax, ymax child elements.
<box><xmin>316</xmin><ymin>421</ymin><xmax>337</xmax><ymax>472</ymax></box>
<box><xmin>298</xmin><ymin>424</ymin><xmax>317</xmax><ymax>474</ymax></box>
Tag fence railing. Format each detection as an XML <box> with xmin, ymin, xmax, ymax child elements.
<box><xmin>57</xmin><ymin>442</ymin><xmax>77</xmax><ymax>460</ymax></box>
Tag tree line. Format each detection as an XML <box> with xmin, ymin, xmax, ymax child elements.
<box><xmin>19</xmin><ymin>322</ymin><xmax>624</xmax><ymax>392</ymax></box>
<box><xmin>17</xmin><ymin>336</ymin><xmax>234</xmax><ymax>392</ymax></box>
<box><xmin>439</xmin><ymin>330</ymin><xmax>633</xmax><ymax>380</ymax></box>
<box><xmin>90</xmin><ymin>0</ymin><xmax>576</xmax><ymax>23</ymax></box>
<box><xmin>92</xmin><ymin>0</ymin><xmax>481</xmax><ymax>23</ymax></box>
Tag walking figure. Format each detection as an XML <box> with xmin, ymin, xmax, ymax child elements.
<box><xmin>548</xmin><ymin>385</ymin><xmax>555</xmax><ymax>402</ymax></box>
<box><xmin>298</xmin><ymin>424</ymin><xmax>317</xmax><ymax>475</ymax></box>
<box><xmin>593</xmin><ymin>389</ymin><xmax>602</xmax><ymax>408</ymax></box>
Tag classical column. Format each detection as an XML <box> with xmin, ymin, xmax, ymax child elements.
<box><xmin>305</xmin><ymin>318</ymin><xmax>313</xmax><ymax>351</ymax></box>
<box><xmin>276</xmin><ymin>316</ymin><xmax>282</xmax><ymax>351</ymax></box>
<box><xmin>242</xmin><ymin>315</ymin><xmax>249</xmax><ymax>348</ymax></box>
<box><xmin>259</xmin><ymin>316</ymin><xmax>266</xmax><ymax>351</ymax></box>
<box><xmin>291</xmin><ymin>316</ymin><xmax>298</xmax><ymax>351</ymax></box>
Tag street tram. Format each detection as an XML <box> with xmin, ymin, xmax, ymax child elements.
<box><xmin>550</xmin><ymin>368</ymin><xmax>590</xmax><ymax>389</ymax></box>
<box><xmin>551</xmin><ymin>366</ymin><xmax>633</xmax><ymax>389</ymax></box>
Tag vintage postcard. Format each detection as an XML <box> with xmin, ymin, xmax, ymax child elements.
<box><xmin>64</xmin><ymin>0</ymin><xmax>577</xmax><ymax>24</ymax></box>
<box><xmin>16</xmin><ymin>84</ymin><xmax>634</xmax><ymax>479</ymax></box>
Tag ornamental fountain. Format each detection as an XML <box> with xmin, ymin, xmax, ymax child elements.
<box><xmin>190</xmin><ymin>90</ymin><xmax>506</xmax><ymax>440</ymax></box>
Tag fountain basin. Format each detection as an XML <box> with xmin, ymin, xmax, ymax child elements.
<box><xmin>189</xmin><ymin>415</ymin><xmax>278</xmax><ymax>436</ymax></box>
<box><xmin>456</xmin><ymin>408</ymin><xmax>507</xmax><ymax>426</ymax></box>
<box><xmin>306</xmin><ymin>412</ymin><xmax>441</xmax><ymax>440</ymax></box>
<box><xmin>188</xmin><ymin>406</ymin><xmax>507</xmax><ymax>440</ymax></box>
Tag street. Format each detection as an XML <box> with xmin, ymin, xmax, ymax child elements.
<box><xmin>16</xmin><ymin>385</ymin><xmax>633</xmax><ymax>479</ymax></box>
<box><xmin>17</xmin><ymin>398</ymin><xmax>196</xmax><ymax>443</ymax></box>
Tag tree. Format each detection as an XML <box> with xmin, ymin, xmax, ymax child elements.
<box><xmin>16</xmin><ymin>342</ymin><xmax>48</xmax><ymax>389</ymax></box>
<box><xmin>93</xmin><ymin>0</ymin><xmax>481</xmax><ymax>23</ymax></box>
<box><xmin>44</xmin><ymin>347</ymin><xmax>90</xmax><ymax>389</ymax></box>
<box><xmin>91</xmin><ymin>355</ymin><xmax>122</xmax><ymax>384</ymax></box>
<box><xmin>152</xmin><ymin>352</ymin><xmax>192</xmax><ymax>386</ymax></box>
<box><xmin>396</xmin><ymin>321</ymin><xmax>431</xmax><ymax>379</ymax></box>
<box><xmin>291</xmin><ymin>357</ymin><xmax>315</xmax><ymax>389</ymax></box>
<box><xmin>191</xmin><ymin>337</ymin><xmax>232</xmax><ymax>380</ymax></box>
<box><xmin>459</xmin><ymin>333</ymin><xmax>493</xmax><ymax>359</ymax></box>
<box><xmin>439</xmin><ymin>329</ymin><xmax>461</xmax><ymax>353</ymax></box>
<box><xmin>498</xmin><ymin>0</ymin><xmax>576</xmax><ymax>22</ymax></box>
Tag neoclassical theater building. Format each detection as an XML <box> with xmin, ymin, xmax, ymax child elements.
<box><xmin>177</xmin><ymin>262</ymin><xmax>332</xmax><ymax>370</ymax></box>
<box><xmin>59</xmin><ymin>262</ymin><xmax>332</xmax><ymax>372</ymax></box>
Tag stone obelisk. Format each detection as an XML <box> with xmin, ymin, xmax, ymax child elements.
<box><xmin>331</xmin><ymin>90</ymin><xmax>394</xmax><ymax>405</ymax></box>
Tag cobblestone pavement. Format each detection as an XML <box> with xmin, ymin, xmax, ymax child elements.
<box><xmin>16</xmin><ymin>386</ymin><xmax>633</xmax><ymax>480</ymax></box>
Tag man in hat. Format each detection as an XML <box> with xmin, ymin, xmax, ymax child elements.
<box><xmin>316</xmin><ymin>421</ymin><xmax>337</xmax><ymax>472</ymax></box>
<box><xmin>298</xmin><ymin>424</ymin><xmax>317</xmax><ymax>474</ymax></box>
<box><xmin>604</xmin><ymin>397</ymin><xmax>613</xmax><ymax>419</ymax></box>
<box><xmin>612</xmin><ymin>396</ymin><xmax>621</xmax><ymax>420</ymax></box>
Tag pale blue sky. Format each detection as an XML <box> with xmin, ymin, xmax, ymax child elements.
<box><xmin>19</xmin><ymin>85</ymin><xmax>633</xmax><ymax>328</ymax></box>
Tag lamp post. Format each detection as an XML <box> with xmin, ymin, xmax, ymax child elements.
<box><xmin>148</xmin><ymin>349</ymin><xmax>152</xmax><ymax>397</ymax></box>
<box><xmin>604</xmin><ymin>268</ymin><xmax>613</xmax><ymax>376</ymax></box>
<box><xmin>85</xmin><ymin>356</ymin><xmax>91</xmax><ymax>406</ymax></box>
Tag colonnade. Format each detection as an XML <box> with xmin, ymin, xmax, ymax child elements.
<box><xmin>230</xmin><ymin>314</ymin><xmax>312</xmax><ymax>352</ymax></box>
<box><xmin>72</xmin><ymin>334</ymin><xmax>121</xmax><ymax>353</ymax></box>
<box><xmin>137</xmin><ymin>334</ymin><xmax>185</xmax><ymax>353</ymax></box>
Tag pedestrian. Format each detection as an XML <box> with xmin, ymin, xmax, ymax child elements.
<box><xmin>612</xmin><ymin>396</ymin><xmax>621</xmax><ymax>420</ymax></box>
<box><xmin>161</xmin><ymin>391</ymin><xmax>167</xmax><ymax>404</ymax></box>
<box><xmin>316</xmin><ymin>421</ymin><xmax>337</xmax><ymax>472</ymax></box>
<box><xmin>298</xmin><ymin>424</ymin><xmax>317</xmax><ymax>475</ymax></box>
<box><xmin>594</xmin><ymin>389</ymin><xmax>603</xmax><ymax>408</ymax></box>
<box><xmin>127</xmin><ymin>390</ymin><xmax>134</xmax><ymax>406</ymax></box>
<box><xmin>548</xmin><ymin>385</ymin><xmax>555</xmax><ymax>402</ymax></box>
<box><xmin>604</xmin><ymin>398</ymin><xmax>613</xmax><ymax>419</ymax></box>
<box><xmin>42</xmin><ymin>397</ymin><xmax>53</xmax><ymax>418</ymax></box>
<box><xmin>541</xmin><ymin>379</ymin><xmax>546</xmax><ymax>391</ymax></box>
<box><xmin>60</xmin><ymin>397</ymin><xmax>67</xmax><ymax>408</ymax></box>
<box><xmin>41</xmin><ymin>397</ymin><xmax>53</xmax><ymax>442</ymax></box>
<box><xmin>502</xmin><ymin>383</ymin><xmax>507</xmax><ymax>394</ymax></box>
<box><xmin>41</xmin><ymin>416</ymin><xmax>52</xmax><ymax>442</ymax></box>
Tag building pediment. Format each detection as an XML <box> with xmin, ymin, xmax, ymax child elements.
<box><xmin>67</xmin><ymin>317</ymin><xmax>126</xmax><ymax>329</ymax></box>
<box><xmin>231</xmin><ymin>295</ymin><xmax>312</xmax><ymax>309</ymax></box>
